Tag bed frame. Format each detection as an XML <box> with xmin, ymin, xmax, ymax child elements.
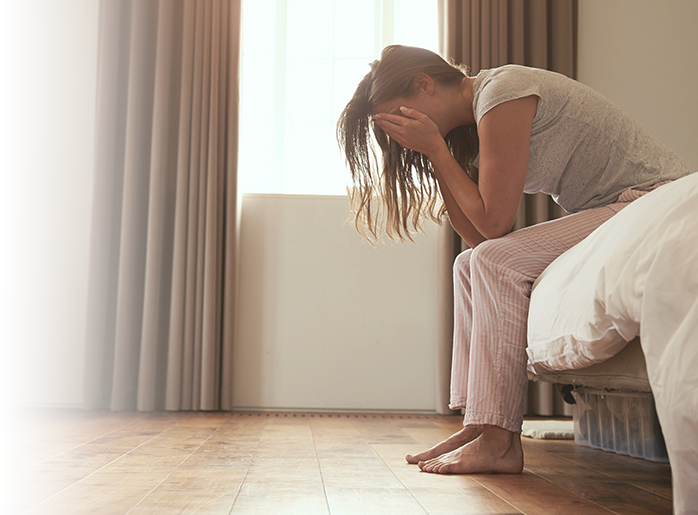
<box><xmin>528</xmin><ymin>337</ymin><xmax>650</xmax><ymax>393</ymax></box>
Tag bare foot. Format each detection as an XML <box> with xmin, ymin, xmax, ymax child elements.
<box><xmin>406</xmin><ymin>426</ymin><xmax>482</xmax><ymax>464</ymax></box>
<box><xmin>418</xmin><ymin>425</ymin><xmax>523</xmax><ymax>474</ymax></box>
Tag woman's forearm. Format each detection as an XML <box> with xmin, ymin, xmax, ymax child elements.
<box><xmin>428</xmin><ymin>98</ymin><xmax>537</xmax><ymax>240</ymax></box>
<box><xmin>373</xmin><ymin>98</ymin><xmax>534</xmax><ymax>241</ymax></box>
<box><xmin>430</xmin><ymin>145</ymin><xmax>499</xmax><ymax>240</ymax></box>
<box><xmin>434</xmin><ymin>167</ymin><xmax>487</xmax><ymax>248</ymax></box>
<box><xmin>429</xmin><ymin>141</ymin><xmax>521</xmax><ymax>240</ymax></box>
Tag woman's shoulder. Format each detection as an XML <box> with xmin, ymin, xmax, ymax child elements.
<box><xmin>472</xmin><ymin>65</ymin><xmax>547</xmax><ymax>123</ymax></box>
<box><xmin>473</xmin><ymin>65</ymin><xmax>583</xmax><ymax>124</ymax></box>
<box><xmin>477</xmin><ymin>64</ymin><xmax>569</xmax><ymax>82</ymax></box>
<box><xmin>474</xmin><ymin>65</ymin><xmax>575</xmax><ymax>97</ymax></box>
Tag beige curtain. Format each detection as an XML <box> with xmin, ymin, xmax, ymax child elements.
<box><xmin>84</xmin><ymin>0</ymin><xmax>241</xmax><ymax>411</ymax></box>
<box><xmin>436</xmin><ymin>0</ymin><xmax>577</xmax><ymax>416</ymax></box>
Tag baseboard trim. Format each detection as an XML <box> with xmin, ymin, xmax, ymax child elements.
<box><xmin>2</xmin><ymin>402</ymin><xmax>85</xmax><ymax>409</ymax></box>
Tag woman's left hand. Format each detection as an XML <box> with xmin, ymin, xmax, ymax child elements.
<box><xmin>373</xmin><ymin>107</ymin><xmax>446</xmax><ymax>158</ymax></box>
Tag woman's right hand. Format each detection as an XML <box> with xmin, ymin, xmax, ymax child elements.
<box><xmin>373</xmin><ymin>107</ymin><xmax>447</xmax><ymax>160</ymax></box>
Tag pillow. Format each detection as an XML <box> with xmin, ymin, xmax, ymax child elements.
<box><xmin>527</xmin><ymin>172</ymin><xmax>698</xmax><ymax>373</ymax></box>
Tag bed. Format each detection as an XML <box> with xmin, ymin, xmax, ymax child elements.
<box><xmin>525</xmin><ymin>171</ymin><xmax>698</xmax><ymax>515</ymax></box>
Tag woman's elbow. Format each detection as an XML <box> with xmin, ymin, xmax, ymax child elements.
<box><xmin>478</xmin><ymin>221</ymin><xmax>511</xmax><ymax>241</ymax></box>
<box><xmin>450</xmin><ymin>214</ymin><xmax>512</xmax><ymax>248</ymax></box>
<box><xmin>475</xmin><ymin>203</ymin><xmax>517</xmax><ymax>241</ymax></box>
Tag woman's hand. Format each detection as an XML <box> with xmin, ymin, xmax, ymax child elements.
<box><xmin>373</xmin><ymin>107</ymin><xmax>447</xmax><ymax>159</ymax></box>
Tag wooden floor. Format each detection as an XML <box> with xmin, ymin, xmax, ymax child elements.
<box><xmin>4</xmin><ymin>410</ymin><xmax>672</xmax><ymax>514</ymax></box>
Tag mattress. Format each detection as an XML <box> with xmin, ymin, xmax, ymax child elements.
<box><xmin>525</xmin><ymin>171</ymin><xmax>698</xmax><ymax>513</ymax></box>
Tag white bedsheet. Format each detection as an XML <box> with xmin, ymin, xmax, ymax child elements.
<box><xmin>527</xmin><ymin>171</ymin><xmax>698</xmax><ymax>514</ymax></box>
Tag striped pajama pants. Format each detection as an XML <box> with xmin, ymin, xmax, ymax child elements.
<box><xmin>449</xmin><ymin>187</ymin><xmax>657</xmax><ymax>433</ymax></box>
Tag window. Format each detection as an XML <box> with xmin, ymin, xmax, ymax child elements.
<box><xmin>239</xmin><ymin>0</ymin><xmax>438</xmax><ymax>195</ymax></box>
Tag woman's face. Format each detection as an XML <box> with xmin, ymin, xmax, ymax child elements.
<box><xmin>372</xmin><ymin>95</ymin><xmax>425</xmax><ymax>120</ymax></box>
<box><xmin>371</xmin><ymin>82</ymin><xmax>450</xmax><ymax>137</ymax></box>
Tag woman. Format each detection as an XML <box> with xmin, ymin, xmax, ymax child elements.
<box><xmin>337</xmin><ymin>45</ymin><xmax>692</xmax><ymax>475</ymax></box>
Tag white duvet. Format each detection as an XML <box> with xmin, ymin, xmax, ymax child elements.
<box><xmin>527</xmin><ymin>171</ymin><xmax>698</xmax><ymax>514</ymax></box>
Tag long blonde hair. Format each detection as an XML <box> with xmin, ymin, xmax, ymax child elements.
<box><xmin>337</xmin><ymin>45</ymin><xmax>479</xmax><ymax>242</ymax></box>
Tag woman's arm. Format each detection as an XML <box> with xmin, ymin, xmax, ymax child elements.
<box><xmin>433</xmin><ymin>167</ymin><xmax>487</xmax><ymax>248</ymax></box>
<box><xmin>374</xmin><ymin>96</ymin><xmax>537</xmax><ymax>241</ymax></box>
<box><xmin>429</xmin><ymin>96</ymin><xmax>537</xmax><ymax>239</ymax></box>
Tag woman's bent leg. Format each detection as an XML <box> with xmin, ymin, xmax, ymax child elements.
<box><xmin>406</xmin><ymin>250</ymin><xmax>477</xmax><ymax>464</ymax></box>
<box><xmin>449</xmin><ymin>249</ymin><xmax>474</xmax><ymax>409</ymax></box>
<box><xmin>413</xmin><ymin>202</ymin><xmax>628</xmax><ymax>473</ymax></box>
<box><xmin>462</xmin><ymin>203</ymin><xmax>626</xmax><ymax>432</ymax></box>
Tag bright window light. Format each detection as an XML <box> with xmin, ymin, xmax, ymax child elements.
<box><xmin>239</xmin><ymin>0</ymin><xmax>438</xmax><ymax>195</ymax></box>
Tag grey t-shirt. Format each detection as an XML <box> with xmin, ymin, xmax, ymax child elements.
<box><xmin>471</xmin><ymin>65</ymin><xmax>692</xmax><ymax>213</ymax></box>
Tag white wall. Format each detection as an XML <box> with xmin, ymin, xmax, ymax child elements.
<box><xmin>0</xmin><ymin>1</ymin><xmax>98</xmax><ymax>407</ymax></box>
<box><xmin>577</xmin><ymin>0</ymin><xmax>698</xmax><ymax>170</ymax></box>
<box><xmin>0</xmin><ymin>3</ymin><xmax>2</xmax><ymax>412</ymax></box>
<box><xmin>234</xmin><ymin>195</ymin><xmax>449</xmax><ymax>412</ymax></box>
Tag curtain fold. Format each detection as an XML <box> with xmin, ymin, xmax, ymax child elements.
<box><xmin>85</xmin><ymin>0</ymin><xmax>241</xmax><ymax>411</ymax></box>
<box><xmin>437</xmin><ymin>0</ymin><xmax>577</xmax><ymax>416</ymax></box>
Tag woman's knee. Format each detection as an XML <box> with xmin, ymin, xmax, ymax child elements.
<box><xmin>454</xmin><ymin>249</ymin><xmax>472</xmax><ymax>269</ymax></box>
<box><xmin>470</xmin><ymin>238</ymin><xmax>512</xmax><ymax>270</ymax></box>
<box><xmin>470</xmin><ymin>237</ymin><xmax>545</xmax><ymax>286</ymax></box>
<box><xmin>456</xmin><ymin>238</ymin><xmax>523</xmax><ymax>283</ymax></box>
<box><xmin>453</xmin><ymin>248</ymin><xmax>473</xmax><ymax>284</ymax></box>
